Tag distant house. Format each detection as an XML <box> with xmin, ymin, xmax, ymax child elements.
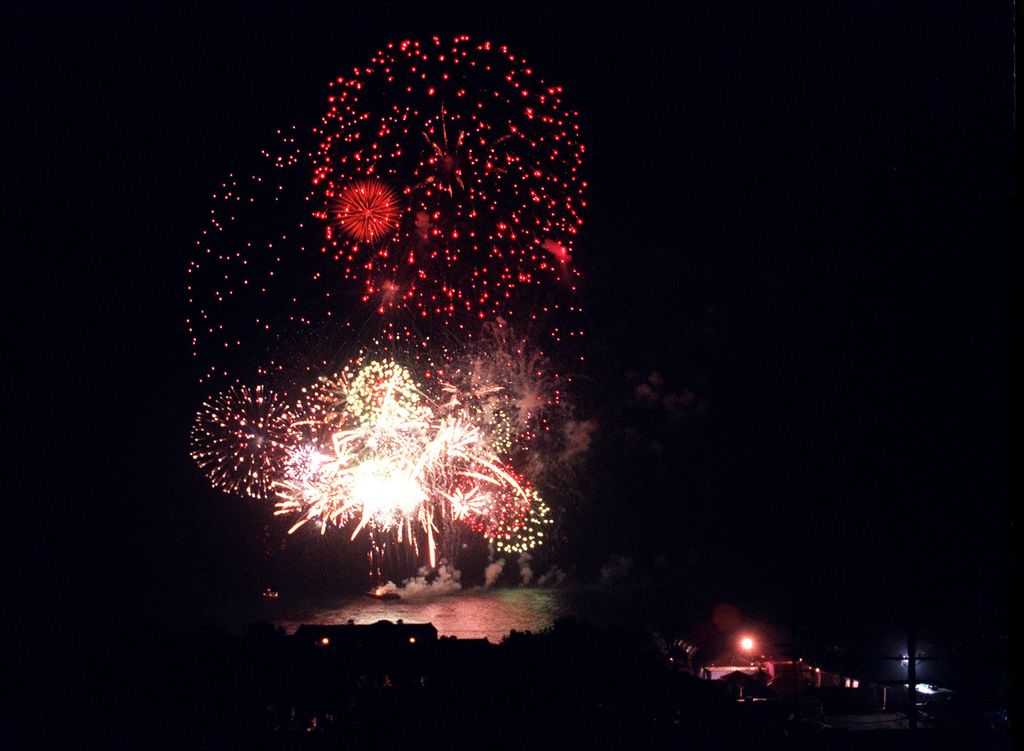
<box><xmin>701</xmin><ymin>653</ymin><xmax>862</xmax><ymax>693</ymax></box>
<box><xmin>692</xmin><ymin>618</ymin><xmax>869</xmax><ymax>703</ymax></box>
<box><xmin>436</xmin><ymin>635</ymin><xmax>494</xmax><ymax>657</ymax></box>
<box><xmin>295</xmin><ymin>620</ymin><xmax>437</xmax><ymax>651</ymax></box>
<box><xmin>763</xmin><ymin>658</ymin><xmax>862</xmax><ymax>698</ymax></box>
<box><xmin>700</xmin><ymin>653</ymin><xmax>766</xmax><ymax>681</ymax></box>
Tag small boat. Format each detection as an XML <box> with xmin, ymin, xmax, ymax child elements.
<box><xmin>364</xmin><ymin>588</ymin><xmax>401</xmax><ymax>601</ymax></box>
<box><xmin>262</xmin><ymin>588</ymin><xmax>280</xmax><ymax>599</ymax></box>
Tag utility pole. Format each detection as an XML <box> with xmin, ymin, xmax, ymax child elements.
<box><xmin>906</xmin><ymin>624</ymin><xmax>917</xmax><ymax>731</ymax></box>
<box><xmin>884</xmin><ymin>623</ymin><xmax>927</xmax><ymax>731</ymax></box>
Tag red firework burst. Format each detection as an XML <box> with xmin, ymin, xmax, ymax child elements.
<box><xmin>186</xmin><ymin>38</ymin><xmax>587</xmax><ymax>386</ymax></box>
<box><xmin>333</xmin><ymin>180</ymin><xmax>401</xmax><ymax>243</ymax></box>
<box><xmin>314</xmin><ymin>37</ymin><xmax>586</xmax><ymax>332</ymax></box>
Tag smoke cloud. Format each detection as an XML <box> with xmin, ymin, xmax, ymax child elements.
<box><xmin>541</xmin><ymin>238</ymin><xmax>572</xmax><ymax>264</ymax></box>
<box><xmin>600</xmin><ymin>554</ymin><xmax>633</xmax><ymax>582</ymax></box>
<box><xmin>561</xmin><ymin>418</ymin><xmax>598</xmax><ymax>463</ymax></box>
<box><xmin>483</xmin><ymin>558</ymin><xmax>506</xmax><ymax>589</ymax></box>
<box><xmin>536</xmin><ymin>566</ymin><xmax>567</xmax><ymax>587</ymax></box>
<box><xmin>383</xmin><ymin>559</ymin><xmax>462</xmax><ymax>598</ymax></box>
<box><xmin>634</xmin><ymin>371</ymin><xmax>706</xmax><ymax>418</ymax></box>
<box><xmin>517</xmin><ymin>552</ymin><xmax>534</xmax><ymax>586</ymax></box>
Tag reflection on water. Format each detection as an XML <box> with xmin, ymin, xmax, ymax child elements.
<box><xmin>276</xmin><ymin>588</ymin><xmax>571</xmax><ymax>643</ymax></box>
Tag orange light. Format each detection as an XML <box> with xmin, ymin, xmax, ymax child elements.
<box><xmin>409</xmin><ymin>636</ymin><xmax>416</xmax><ymax>644</ymax></box>
<box><xmin>321</xmin><ymin>637</ymin><xmax>330</xmax><ymax>645</ymax></box>
<box><xmin>740</xmin><ymin>636</ymin><xmax>755</xmax><ymax>652</ymax></box>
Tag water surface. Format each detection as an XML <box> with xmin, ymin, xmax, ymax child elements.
<box><xmin>274</xmin><ymin>588</ymin><xmax>570</xmax><ymax>642</ymax></box>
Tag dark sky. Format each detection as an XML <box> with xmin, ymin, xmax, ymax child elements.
<box><xmin>6</xmin><ymin>1</ymin><xmax>1011</xmax><ymax>640</ymax></box>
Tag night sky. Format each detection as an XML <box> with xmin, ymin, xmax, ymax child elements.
<box><xmin>7</xmin><ymin>2</ymin><xmax>1011</xmax><ymax>643</ymax></box>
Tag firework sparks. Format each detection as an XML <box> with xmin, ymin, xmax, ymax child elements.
<box><xmin>438</xmin><ymin>321</ymin><xmax>572</xmax><ymax>465</ymax></box>
<box><xmin>457</xmin><ymin>476</ymin><xmax>552</xmax><ymax>554</ymax></box>
<box><xmin>343</xmin><ymin>358</ymin><xmax>426</xmax><ymax>425</ymax></box>
<box><xmin>187</xmin><ymin>37</ymin><xmax>586</xmax><ymax>386</ymax></box>
<box><xmin>186</xmin><ymin>39</ymin><xmax>586</xmax><ymax>575</ymax></box>
<box><xmin>273</xmin><ymin>360</ymin><xmax>529</xmax><ymax>567</ymax></box>
<box><xmin>333</xmin><ymin>179</ymin><xmax>401</xmax><ymax>243</ymax></box>
<box><xmin>190</xmin><ymin>385</ymin><xmax>300</xmax><ymax>499</ymax></box>
<box><xmin>316</xmin><ymin>36</ymin><xmax>586</xmax><ymax>332</ymax></box>
<box><xmin>491</xmin><ymin>487</ymin><xmax>553</xmax><ymax>554</ymax></box>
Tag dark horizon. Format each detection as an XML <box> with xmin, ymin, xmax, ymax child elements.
<box><xmin>6</xmin><ymin>1</ymin><xmax>1011</xmax><ymax>649</ymax></box>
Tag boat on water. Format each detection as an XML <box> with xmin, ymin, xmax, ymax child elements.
<box><xmin>363</xmin><ymin>587</ymin><xmax>401</xmax><ymax>601</ymax></box>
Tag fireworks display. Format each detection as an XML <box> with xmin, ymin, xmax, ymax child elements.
<box><xmin>186</xmin><ymin>37</ymin><xmax>585</xmax><ymax>386</ymax></box>
<box><xmin>274</xmin><ymin>361</ymin><xmax>529</xmax><ymax>567</ymax></box>
<box><xmin>187</xmin><ymin>37</ymin><xmax>587</xmax><ymax>577</ymax></box>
